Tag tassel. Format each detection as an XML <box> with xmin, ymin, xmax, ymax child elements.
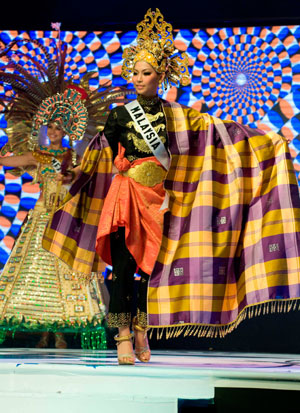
<box><xmin>81</xmin><ymin>327</ymin><xmax>107</xmax><ymax>350</ymax></box>
<box><xmin>147</xmin><ymin>299</ymin><xmax>300</xmax><ymax>340</ymax></box>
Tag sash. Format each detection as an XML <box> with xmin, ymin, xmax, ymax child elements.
<box><xmin>51</xmin><ymin>157</ymin><xmax>61</xmax><ymax>172</ymax></box>
<box><xmin>125</xmin><ymin>100</ymin><xmax>170</xmax><ymax>170</ymax></box>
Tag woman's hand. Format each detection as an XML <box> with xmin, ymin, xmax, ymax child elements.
<box><xmin>57</xmin><ymin>171</ymin><xmax>74</xmax><ymax>184</ymax></box>
<box><xmin>57</xmin><ymin>165</ymin><xmax>80</xmax><ymax>184</ymax></box>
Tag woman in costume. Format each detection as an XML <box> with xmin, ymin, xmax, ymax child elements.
<box><xmin>0</xmin><ymin>35</ymin><xmax>128</xmax><ymax>349</ymax></box>
<box><xmin>44</xmin><ymin>9</ymin><xmax>300</xmax><ymax>362</ymax></box>
<box><xmin>92</xmin><ymin>10</ymin><xmax>192</xmax><ymax>363</ymax></box>
<box><xmin>45</xmin><ymin>10</ymin><xmax>188</xmax><ymax>362</ymax></box>
<box><xmin>94</xmin><ymin>61</ymin><xmax>170</xmax><ymax>364</ymax></box>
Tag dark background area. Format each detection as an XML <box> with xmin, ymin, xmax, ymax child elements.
<box><xmin>1</xmin><ymin>0</ymin><xmax>300</xmax><ymax>31</ymax></box>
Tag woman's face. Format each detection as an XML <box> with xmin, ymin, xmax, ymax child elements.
<box><xmin>47</xmin><ymin>122</ymin><xmax>65</xmax><ymax>146</ymax></box>
<box><xmin>132</xmin><ymin>61</ymin><xmax>164</xmax><ymax>97</ymax></box>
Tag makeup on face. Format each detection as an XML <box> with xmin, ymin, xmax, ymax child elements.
<box><xmin>132</xmin><ymin>61</ymin><xmax>164</xmax><ymax>97</ymax></box>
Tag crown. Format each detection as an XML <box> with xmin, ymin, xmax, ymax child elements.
<box><xmin>30</xmin><ymin>89</ymin><xmax>88</xmax><ymax>149</ymax></box>
<box><xmin>121</xmin><ymin>8</ymin><xmax>190</xmax><ymax>88</ymax></box>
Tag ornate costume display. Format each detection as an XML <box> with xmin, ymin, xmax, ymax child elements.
<box><xmin>0</xmin><ymin>147</ymin><xmax>106</xmax><ymax>345</ymax></box>
<box><xmin>0</xmin><ymin>30</ymin><xmax>130</xmax><ymax>348</ymax></box>
<box><xmin>43</xmin><ymin>10</ymin><xmax>300</xmax><ymax>339</ymax></box>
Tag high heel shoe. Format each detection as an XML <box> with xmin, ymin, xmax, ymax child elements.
<box><xmin>132</xmin><ymin>316</ymin><xmax>151</xmax><ymax>363</ymax></box>
<box><xmin>54</xmin><ymin>332</ymin><xmax>67</xmax><ymax>349</ymax></box>
<box><xmin>114</xmin><ymin>332</ymin><xmax>135</xmax><ymax>365</ymax></box>
<box><xmin>36</xmin><ymin>332</ymin><xmax>50</xmax><ymax>348</ymax></box>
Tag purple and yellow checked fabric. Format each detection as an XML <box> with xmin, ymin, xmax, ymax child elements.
<box><xmin>42</xmin><ymin>136</ymin><xmax>113</xmax><ymax>276</ymax></box>
<box><xmin>43</xmin><ymin>100</ymin><xmax>300</xmax><ymax>337</ymax></box>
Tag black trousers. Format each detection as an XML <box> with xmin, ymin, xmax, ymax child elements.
<box><xmin>107</xmin><ymin>227</ymin><xmax>149</xmax><ymax>328</ymax></box>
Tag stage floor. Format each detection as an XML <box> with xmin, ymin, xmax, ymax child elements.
<box><xmin>1</xmin><ymin>348</ymin><xmax>300</xmax><ymax>412</ymax></box>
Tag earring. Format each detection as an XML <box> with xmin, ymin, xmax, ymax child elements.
<box><xmin>70</xmin><ymin>139</ymin><xmax>77</xmax><ymax>166</ymax></box>
<box><xmin>158</xmin><ymin>82</ymin><xmax>163</xmax><ymax>95</ymax></box>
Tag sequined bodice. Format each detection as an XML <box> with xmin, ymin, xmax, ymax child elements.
<box><xmin>38</xmin><ymin>165</ymin><xmax>69</xmax><ymax>210</ymax></box>
<box><xmin>34</xmin><ymin>147</ymin><xmax>69</xmax><ymax>211</ymax></box>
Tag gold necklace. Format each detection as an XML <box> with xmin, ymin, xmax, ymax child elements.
<box><xmin>137</xmin><ymin>94</ymin><xmax>160</xmax><ymax>107</ymax></box>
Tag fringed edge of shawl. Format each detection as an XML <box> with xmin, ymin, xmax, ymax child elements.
<box><xmin>148</xmin><ymin>298</ymin><xmax>300</xmax><ymax>340</ymax></box>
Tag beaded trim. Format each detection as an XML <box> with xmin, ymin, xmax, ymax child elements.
<box><xmin>39</xmin><ymin>145</ymin><xmax>67</xmax><ymax>156</ymax></box>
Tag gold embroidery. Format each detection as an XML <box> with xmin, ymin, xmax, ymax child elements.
<box><xmin>155</xmin><ymin>124</ymin><xmax>166</xmax><ymax>133</ymax></box>
<box><xmin>107</xmin><ymin>312</ymin><xmax>131</xmax><ymax>328</ymax></box>
<box><xmin>146</xmin><ymin>112</ymin><xmax>164</xmax><ymax>123</ymax></box>
<box><xmin>126</xmin><ymin>112</ymin><xmax>164</xmax><ymax>133</ymax></box>
<box><xmin>127</xmin><ymin>130</ymin><xmax>166</xmax><ymax>154</ymax></box>
<box><xmin>136</xmin><ymin>309</ymin><xmax>148</xmax><ymax>328</ymax></box>
<box><xmin>124</xmin><ymin>102</ymin><xmax>166</xmax><ymax>154</ymax></box>
<box><xmin>128</xmin><ymin>132</ymin><xmax>151</xmax><ymax>154</ymax></box>
<box><xmin>127</xmin><ymin>155</ymin><xmax>138</xmax><ymax>162</ymax></box>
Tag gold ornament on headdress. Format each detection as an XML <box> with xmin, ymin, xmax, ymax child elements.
<box><xmin>0</xmin><ymin>34</ymin><xmax>130</xmax><ymax>156</ymax></box>
<box><xmin>30</xmin><ymin>88</ymin><xmax>88</xmax><ymax>150</ymax></box>
<box><xmin>0</xmin><ymin>31</ymin><xmax>132</xmax><ymax>176</ymax></box>
<box><xmin>121</xmin><ymin>8</ymin><xmax>190</xmax><ymax>88</ymax></box>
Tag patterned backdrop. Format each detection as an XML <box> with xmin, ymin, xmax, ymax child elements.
<box><xmin>0</xmin><ymin>25</ymin><xmax>300</xmax><ymax>268</ymax></box>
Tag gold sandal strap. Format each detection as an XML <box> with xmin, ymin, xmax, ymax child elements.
<box><xmin>135</xmin><ymin>346</ymin><xmax>150</xmax><ymax>355</ymax></box>
<box><xmin>132</xmin><ymin>316</ymin><xmax>149</xmax><ymax>332</ymax></box>
<box><xmin>133</xmin><ymin>323</ymin><xmax>148</xmax><ymax>332</ymax></box>
<box><xmin>114</xmin><ymin>332</ymin><xmax>134</xmax><ymax>343</ymax></box>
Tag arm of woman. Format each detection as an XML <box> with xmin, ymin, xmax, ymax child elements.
<box><xmin>0</xmin><ymin>152</ymin><xmax>37</xmax><ymax>168</ymax></box>
<box><xmin>103</xmin><ymin>108</ymin><xmax>119</xmax><ymax>158</ymax></box>
<box><xmin>57</xmin><ymin>164</ymin><xmax>81</xmax><ymax>184</ymax></box>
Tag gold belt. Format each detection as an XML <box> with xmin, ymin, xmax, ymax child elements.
<box><xmin>120</xmin><ymin>161</ymin><xmax>166</xmax><ymax>187</ymax></box>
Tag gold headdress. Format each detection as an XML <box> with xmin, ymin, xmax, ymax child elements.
<box><xmin>0</xmin><ymin>32</ymin><xmax>132</xmax><ymax>166</ymax></box>
<box><xmin>121</xmin><ymin>8</ymin><xmax>190</xmax><ymax>88</ymax></box>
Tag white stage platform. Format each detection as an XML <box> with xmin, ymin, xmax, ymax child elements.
<box><xmin>1</xmin><ymin>349</ymin><xmax>300</xmax><ymax>412</ymax></box>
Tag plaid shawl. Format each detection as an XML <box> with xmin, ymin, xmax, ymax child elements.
<box><xmin>43</xmin><ymin>100</ymin><xmax>300</xmax><ymax>337</ymax></box>
<box><xmin>42</xmin><ymin>136</ymin><xmax>113</xmax><ymax>275</ymax></box>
